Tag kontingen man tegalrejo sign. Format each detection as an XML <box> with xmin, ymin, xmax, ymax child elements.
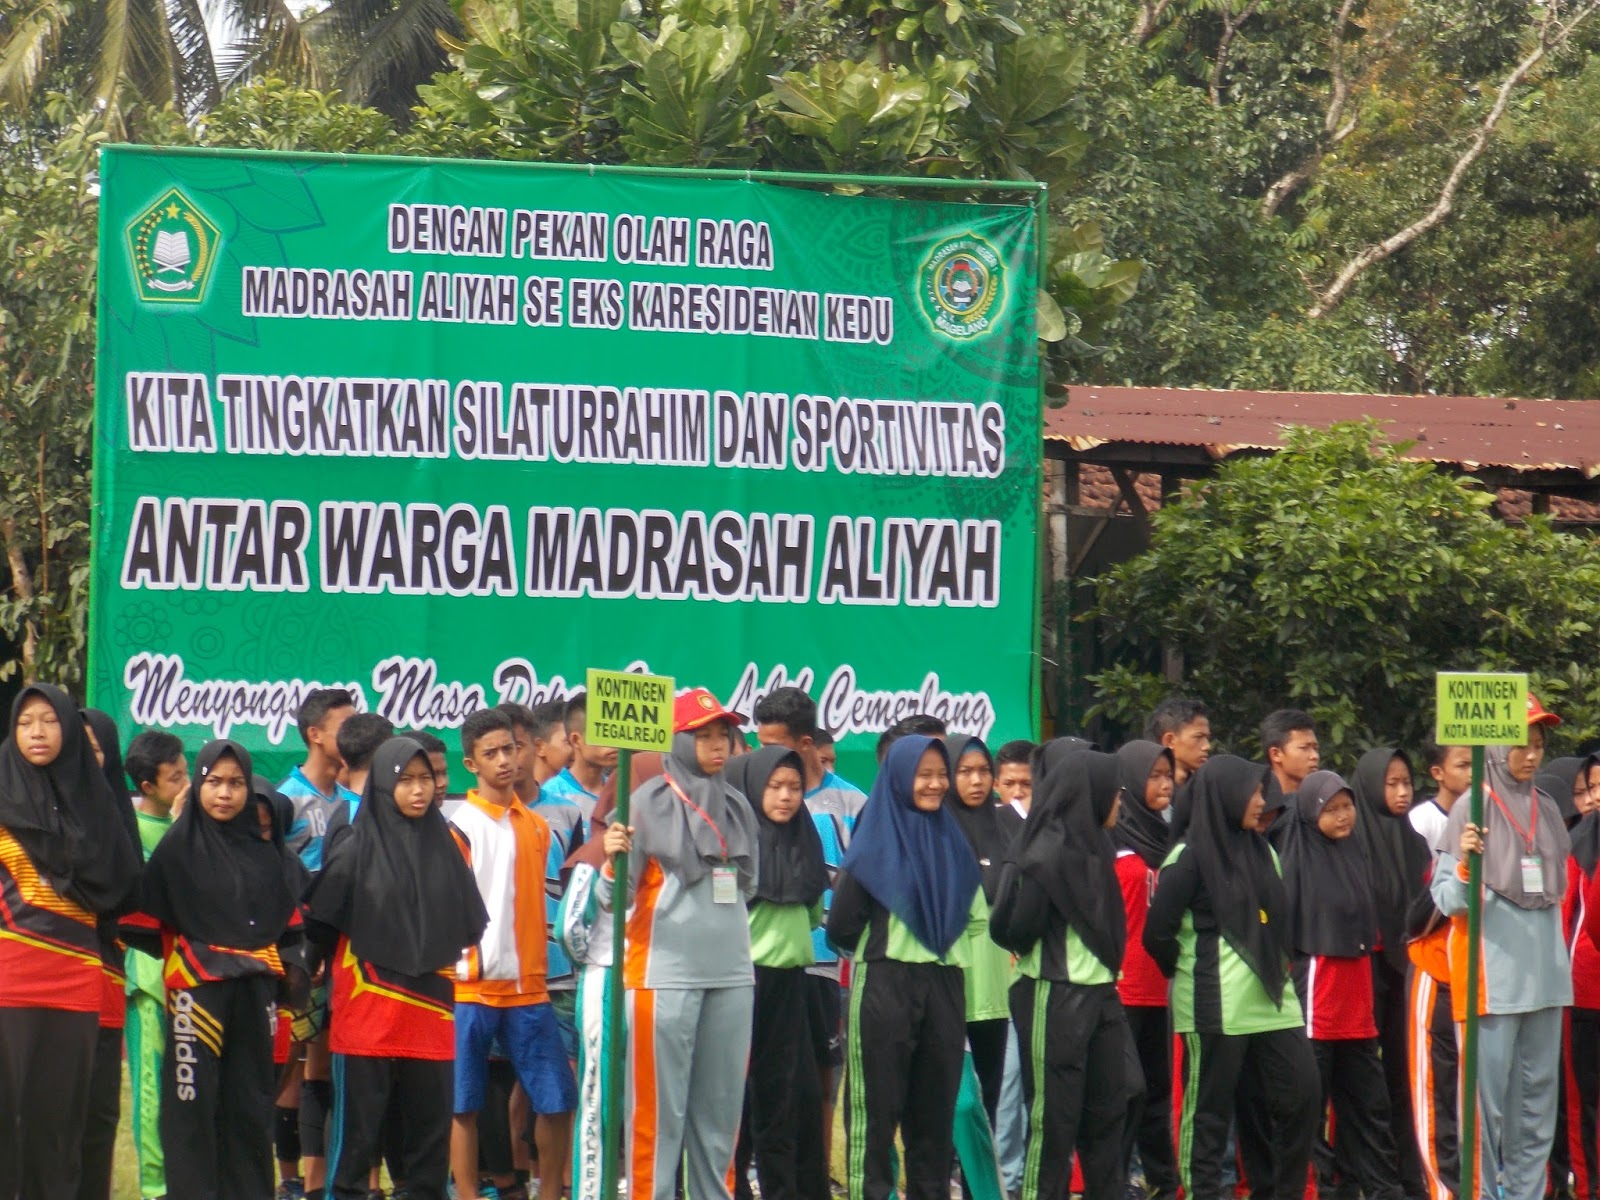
<box><xmin>91</xmin><ymin>148</ymin><xmax>1042</xmax><ymax>781</ymax></box>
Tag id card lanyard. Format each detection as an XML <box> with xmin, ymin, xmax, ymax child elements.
<box><xmin>1488</xmin><ymin>786</ymin><xmax>1544</xmax><ymax>894</ymax></box>
<box><xmin>665</xmin><ymin>773</ymin><xmax>738</xmax><ymax>903</ymax></box>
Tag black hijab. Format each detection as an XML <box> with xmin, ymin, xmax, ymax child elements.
<box><xmin>1009</xmin><ymin>748</ymin><xmax>1126</xmax><ymax>973</ymax></box>
<box><xmin>1030</xmin><ymin>736</ymin><xmax>1101</xmax><ymax>787</ymax></box>
<box><xmin>1565</xmin><ymin>756</ymin><xmax>1600</xmax><ymax>879</ymax></box>
<box><xmin>307</xmin><ymin>738</ymin><xmax>488</xmax><ymax>977</ymax></box>
<box><xmin>945</xmin><ymin>738</ymin><xmax>1009</xmax><ymax>902</ymax></box>
<box><xmin>1349</xmin><ymin>748</ymin><xmax>1430</xmax><ymax>972</ymax></box>
<box><xmin>83</xmin><ymin>708</ymin><xmax>140</xmax><ymax>857</ymax></box>
<box><xmin>141</xmin><ymin>740</ymin><xmax>304</xmax><ymax>950</ymax></box>
<box><xmin>1538</xmin><ymin>757</ymin><xmax>1586</xmax><ymax>828</ymax></box>
<box><xmin>0</xmin><ymin>685</ymin><xmax>140</xmax><ymax>913</ymax></box>
<box><xmin>1111</xmin><ymin>741</ymin><xmax>1174</xmax><ymax>870</ymax></box>
<box><xmin>1278</xmin><ymin>771</ymin><xmax>1378</xmax><ymax>959</ymax></box>
<box><xmin>1182</xmin><ymin>755</ymin><xmax>1291</xmax><ymax>1004</ymax></box>
<box><xmin>727</xmin><ymin>746</ymin><xmax>828</xmax><ymax>907</ymax></box>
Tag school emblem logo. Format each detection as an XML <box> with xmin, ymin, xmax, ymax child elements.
<box><xmin>917</xmin><ymin>233</ymin><xmax>1005</xmax><ymax>340</ymax></box>
<box><xmin>127</xmin><ymin>189</ymin><xmax>222</xmax><ymax>304</ymax></box>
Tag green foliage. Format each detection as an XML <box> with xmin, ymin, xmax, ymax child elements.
<box><xmin>1087</xmin><ymin>423</ymin><xmax>1600</xmax><ymax>763</ymax></box>
<box><xmin>764</xmin><ymin>56</ymin><xmax>972</xmax><ymax>173</ymax></box>
<box><xmin>0</xmin><ymin>107</ymin><xmax>102</xmax><ymax>688</ymax></box>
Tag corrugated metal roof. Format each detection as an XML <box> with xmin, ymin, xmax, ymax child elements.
<box><xmin>1043</xmin><ymin>387</ymin><xmax>1600</xmax><ymax>477</ymax></box>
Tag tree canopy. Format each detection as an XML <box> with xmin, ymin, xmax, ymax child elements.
<box><xmin>6</xmin><ymin>0</ymin><xmax>1600</xmax><ymax>689</ymax></box>
<box><xmin>1088</xmin><ymin>422</ymin><xmax>1600</xmax><ymax>763</ymax></box>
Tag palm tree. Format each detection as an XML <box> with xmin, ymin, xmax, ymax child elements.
<box><xmin>0</xmin><ymin>0</ymin><xmax>456</xmax><ymax>131</ymax></box>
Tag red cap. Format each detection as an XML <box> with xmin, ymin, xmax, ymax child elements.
<box><xmin>673</xmin><ymin>688</ymin><xmax>743</xmax><ymax>733</ymax></box>
<box><xmin>1528</xmin><ymin>692</ymin><xmax>1561</xmax><ymax>727</ymax></box>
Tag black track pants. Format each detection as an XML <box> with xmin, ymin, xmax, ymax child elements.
<box><xmin>736</xmin><ymin>965</ymin><xmax>827</xmax><ymax>1200</ymax></box>
<box><xmin>1314</xmin><ymin>1038</ymin><xmax>1404</xmax><ymax>1200</ymax></box>
<box><xmin>162</xmin><ymin>975</ymin><xmax>278</xmax><ymax>1200</ymax></box>
<box><xmin>1012</xmin><ymin>978</ymin><xmax>1141</xmax><ymax>1200</ymax></box>
<box><xmin>1177</xmin><ymin>1026</ymin><xmax>1320</xmax><ymax>1200</ymax></box>
<box><xmin>328</xmin><ymin>1053</ymin><xmax>452</xmax><ymax>1200</ymax></box>
<box><xmin>842</xmin><ymin>959</ymin><xmax>965</xmax><ymax>1200</ymax></box>
<box><xmin>1127</xmin><ymin>1005</ymin><xmax>1180</xmax><ymax>1200</ymax></box>
<box><xmin>0</xmin><ymin>1006</ymin><xmax>98</xmax><ymax>1200</ymax></box>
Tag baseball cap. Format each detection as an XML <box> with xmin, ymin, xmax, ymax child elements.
<box><xmin>673</xmin><ymin>688</ymin><xmax>743</xmax><ymax>733</ymax></box>
<box><xmin>1528</xmin><ymin>692</ymin><xmax>1561</xmax><ymax>727</ymax></box>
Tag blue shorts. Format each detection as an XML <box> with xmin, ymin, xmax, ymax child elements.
<box><xmin>454</xmin><ymin>1001</ymin><xmax>577</xmax><ymax>1117</ymax></box>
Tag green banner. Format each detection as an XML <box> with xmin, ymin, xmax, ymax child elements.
<box><xmin>91</xmin><ymin>146</ymin><xmax>1042</xmax><ymax>785</ymax></box>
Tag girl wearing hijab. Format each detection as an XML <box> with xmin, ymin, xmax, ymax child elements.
<box><xmin>72</xmin><ymin>706</ymin><xmax>137</xmax><ymax>1200</ymax></box>
<box><xmin>729</xmin><ymin>746</ymin><xmax>831</xmax><ymax>1200</ymax></box>
<box><xmin>1143</xmin><ymin>755</ymin><xmax>1319</xmax><ymax>1200</ymax></box>
<box><xmin>1549</xmin><ymin>754</ymin><xmax>1600</xmax><ymax>1200</ymax></box>
<box><xmin>0</xmin><ymin>685</ymin><xmax>141</xmax><ymax>1199</ymax></box>
<box><xmin>1111</xmin><ymin>740</ymin><xmax>1180</xmax><ymax>1200</ymax></box>
<box><xmin>306</xmin><ymin>737</ymin><xmax>489</xmax><ymax>1200</ymax></box>
<box><xmin>1348</xmin><ymin>748</ymin><xmax>1430</xmax><ymax>1200</ymax></box>
<box><xmin>1432</xmin><ymin>704</ymin><xmax>1570</xmax><ymax>1200</ymax></box>
<box><xmin>598</xmin><ymin>691</ymin><xmax>759</xmax><ymax>1200</ymax></box>
<box><xmin>826</xmin><ymin>735</ymin><xmax>982</xmax><ymax>1200</ymax></box>
<box><xmin>990</xmin><ymin>747</ymin><xmax>1140</xmax><ymax>1200</ymax></box>
<box><xmin>558</xmin><ymin>754</ymin><xmax>665</xmax><ymax>1200</ymax></box>
<box><xmin>134</xmin><ymin>739</ymin><xmax>309</xmax><ymax>1200</ymax></box>
<box><xmin>1278</xmin><ymin>771</ymin><xmax>1404</xmax><ymax>1200</ymax></box>
<box><xmin>946</xmin><ymin>737</ymin><xmax>1015</xmax><ymax>1122</ymax></box>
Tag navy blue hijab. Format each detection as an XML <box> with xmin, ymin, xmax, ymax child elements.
<box><xmin>841</xmin><ymin>735</ymin><xmax>982</xmax><ymax>957</ymax></box>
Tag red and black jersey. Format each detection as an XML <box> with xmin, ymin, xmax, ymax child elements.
<box><xmin>120</xmin><ymin>904</ymin><xmax>303</xmax><ymax>990</ymax></box>
<box><xmin>1116</xmin><ymin>850</ymin><xmax>1169</xmax><ymax>1007</ymax></box>
<box><xmin>1293</xmin><ymin>953</ymin><xmax>1377</xmax><ymax>1041</ymax></box>
<box><xmin>0</xmin><ymin>825</ymin><xmax>102</xmax><ymax>1013</ymax></box>
<box><xmin>327</xmin><ymin>935</ymin><xmax>455</xmax><ymax>1061</ymax></box>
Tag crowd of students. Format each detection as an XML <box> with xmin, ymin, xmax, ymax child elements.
<box><xmin>2</xmin><ymin>678</ymin><xmax>1598</xmax><ymax>1200</ymax></box>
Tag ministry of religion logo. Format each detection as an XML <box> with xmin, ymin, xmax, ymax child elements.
<box><xmin>917</xmin><ymin>233</ymin><xmax>1006</xmax><ymax>340</ymax></box>
<box><xmin>126</xmin><ymin>188</ymin><xmax>221</xmax><ymax>304</ymax></box>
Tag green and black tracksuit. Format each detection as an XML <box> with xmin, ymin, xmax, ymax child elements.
<box><xmin>829</xmin><ymin>872</ymin><xmax>971</xmax><ymax>1200</ymax></box>
<box><xmin>1144</xmin><ymin>843</ymin><xmax>1319</xmax><ymax>1200</ymax></box>
<box><xmin>735</xmin><ymin>899</ymin><xmax>828</xmax><ymax>1200</ymax></box>
<box><xmin>996</xmin><ymin>870</ymin><xmax>1141</xmax><ymax>1200</ymax></box>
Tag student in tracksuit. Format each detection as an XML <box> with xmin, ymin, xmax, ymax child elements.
<box><xmin>1556</xmin><ymin>755</ymin><xmax>1600</xmax><ymax>1200</ymax></box>
<box><xmin>600</xmin><ymin>692</ymin><xmax>759</xmax><ymax>1200</ymax></box>
<box><xmin>1350</xmin><ymin>748</ymin><xmax>1431</xmax><ymax>1200</ymax></box>
<box><xmin>122</xmin><ymin>729</ymin><xmax>188</xmax><ymax>1200</ymax></box>
<box><xmin>75</xmin><ymin>707</ymin><xmax>139</xmax><ymax>1200</ymax></box>
<box><xmin>132</xmin><ymin>740</ymin><xmax>311</xmax><ymax>1200</ymax></box>
<box><xmin>307</xmin><ymin>738</ymin><xmax>490</xmax><ymax>1200</ymax></box>
<box><xmin>1407</xmin><ymin>846</ymin><xmax>1461</xmax><ymax>1200</ymax></box>
<box><xmin>990</xmin><ymin>746</ymin><xmax>1141</xmax><ymax>1200</ymax></box>
<box><xmin>1433</xmin><ymin>713</ymin><xmax>1570</xmax><ymax>1200</ymax></box>
<box><xmin>826</xmin><ymin>735</ymin><xmax>982</xmax><ymax>1200</ymax></box>
<box><xmin>1279</xmin><ymin>771</ymin><xmax>1404</xmax><ymax>1200</ymax></box>
<box><xmin>1539</xmin><ymin>755</ymin><xmax>1588</xmax><ymax>1200</ymax></box>
<box><xmin>729</xmin><ymin>746</ymin><xmax>831</xmax><ymax>1200</ymax></box>
<box><xmin>946</xmin><ymin>737</ymin><xmax>1015</xmax><ymax>1123</ymax></box>
<box><xmin>1111</xmin><ymin>740</ymin><xmax>1180</xmax><ymax>1200</ymax></box>
<box><xmin>0</xmin><ymin>685</ymin><xmax>141</xmax><ymax>1200</ymax></box>
<box><xmin>1143</xmin><ymin>755</ymin><xmax>1319</xmax><ymax>1200</ymax></box>
<box><xmin>555</xmin><ymin>769</ymin><xmax>626</xmax><ymax>1200</ymax></box>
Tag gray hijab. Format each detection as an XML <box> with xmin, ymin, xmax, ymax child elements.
<box><xmin>1444</xmin><ymin>744</ymin><xmax>1568</xmax><ymax>909</ymax></box>
<box><xmin>630</xmin><ymin>728</ymin><xmax>759</xmax><ymax>887</ymax></box>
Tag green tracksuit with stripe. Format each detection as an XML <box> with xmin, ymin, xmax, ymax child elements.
<box><xmin>827</xmin><ymin>872</ymin><xmax>972</xmax><ymax>1200</ymax></box>
<box><xmin>127</xmin><ymin>809</ymin><xmax>174</xmax><ymax>1200</ymax></box>
<box><xmin>1000</xmin><ymin>870</ymin><xmax>1140</xmax><ymax>1200</ymax></box>
<box><xmin>1143</xmin><ymin>843</ymin><xmax>1319</xmax><ymax>1200</ymax></box>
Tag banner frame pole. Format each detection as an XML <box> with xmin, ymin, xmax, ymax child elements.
<box><xmin>100</xmin><ymin>143</ymin><xmax>1050</xmax><ymax>201</ymax></box>
<box><xmin>1461</xmin><ymin>743</ymin><xmax>1485</xmax><ymax>1196</ymax></box>
<box><xmin>600</xmin><ymin>748</ymin><xmax>633</xmax><ymax>1200</ymax></box>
